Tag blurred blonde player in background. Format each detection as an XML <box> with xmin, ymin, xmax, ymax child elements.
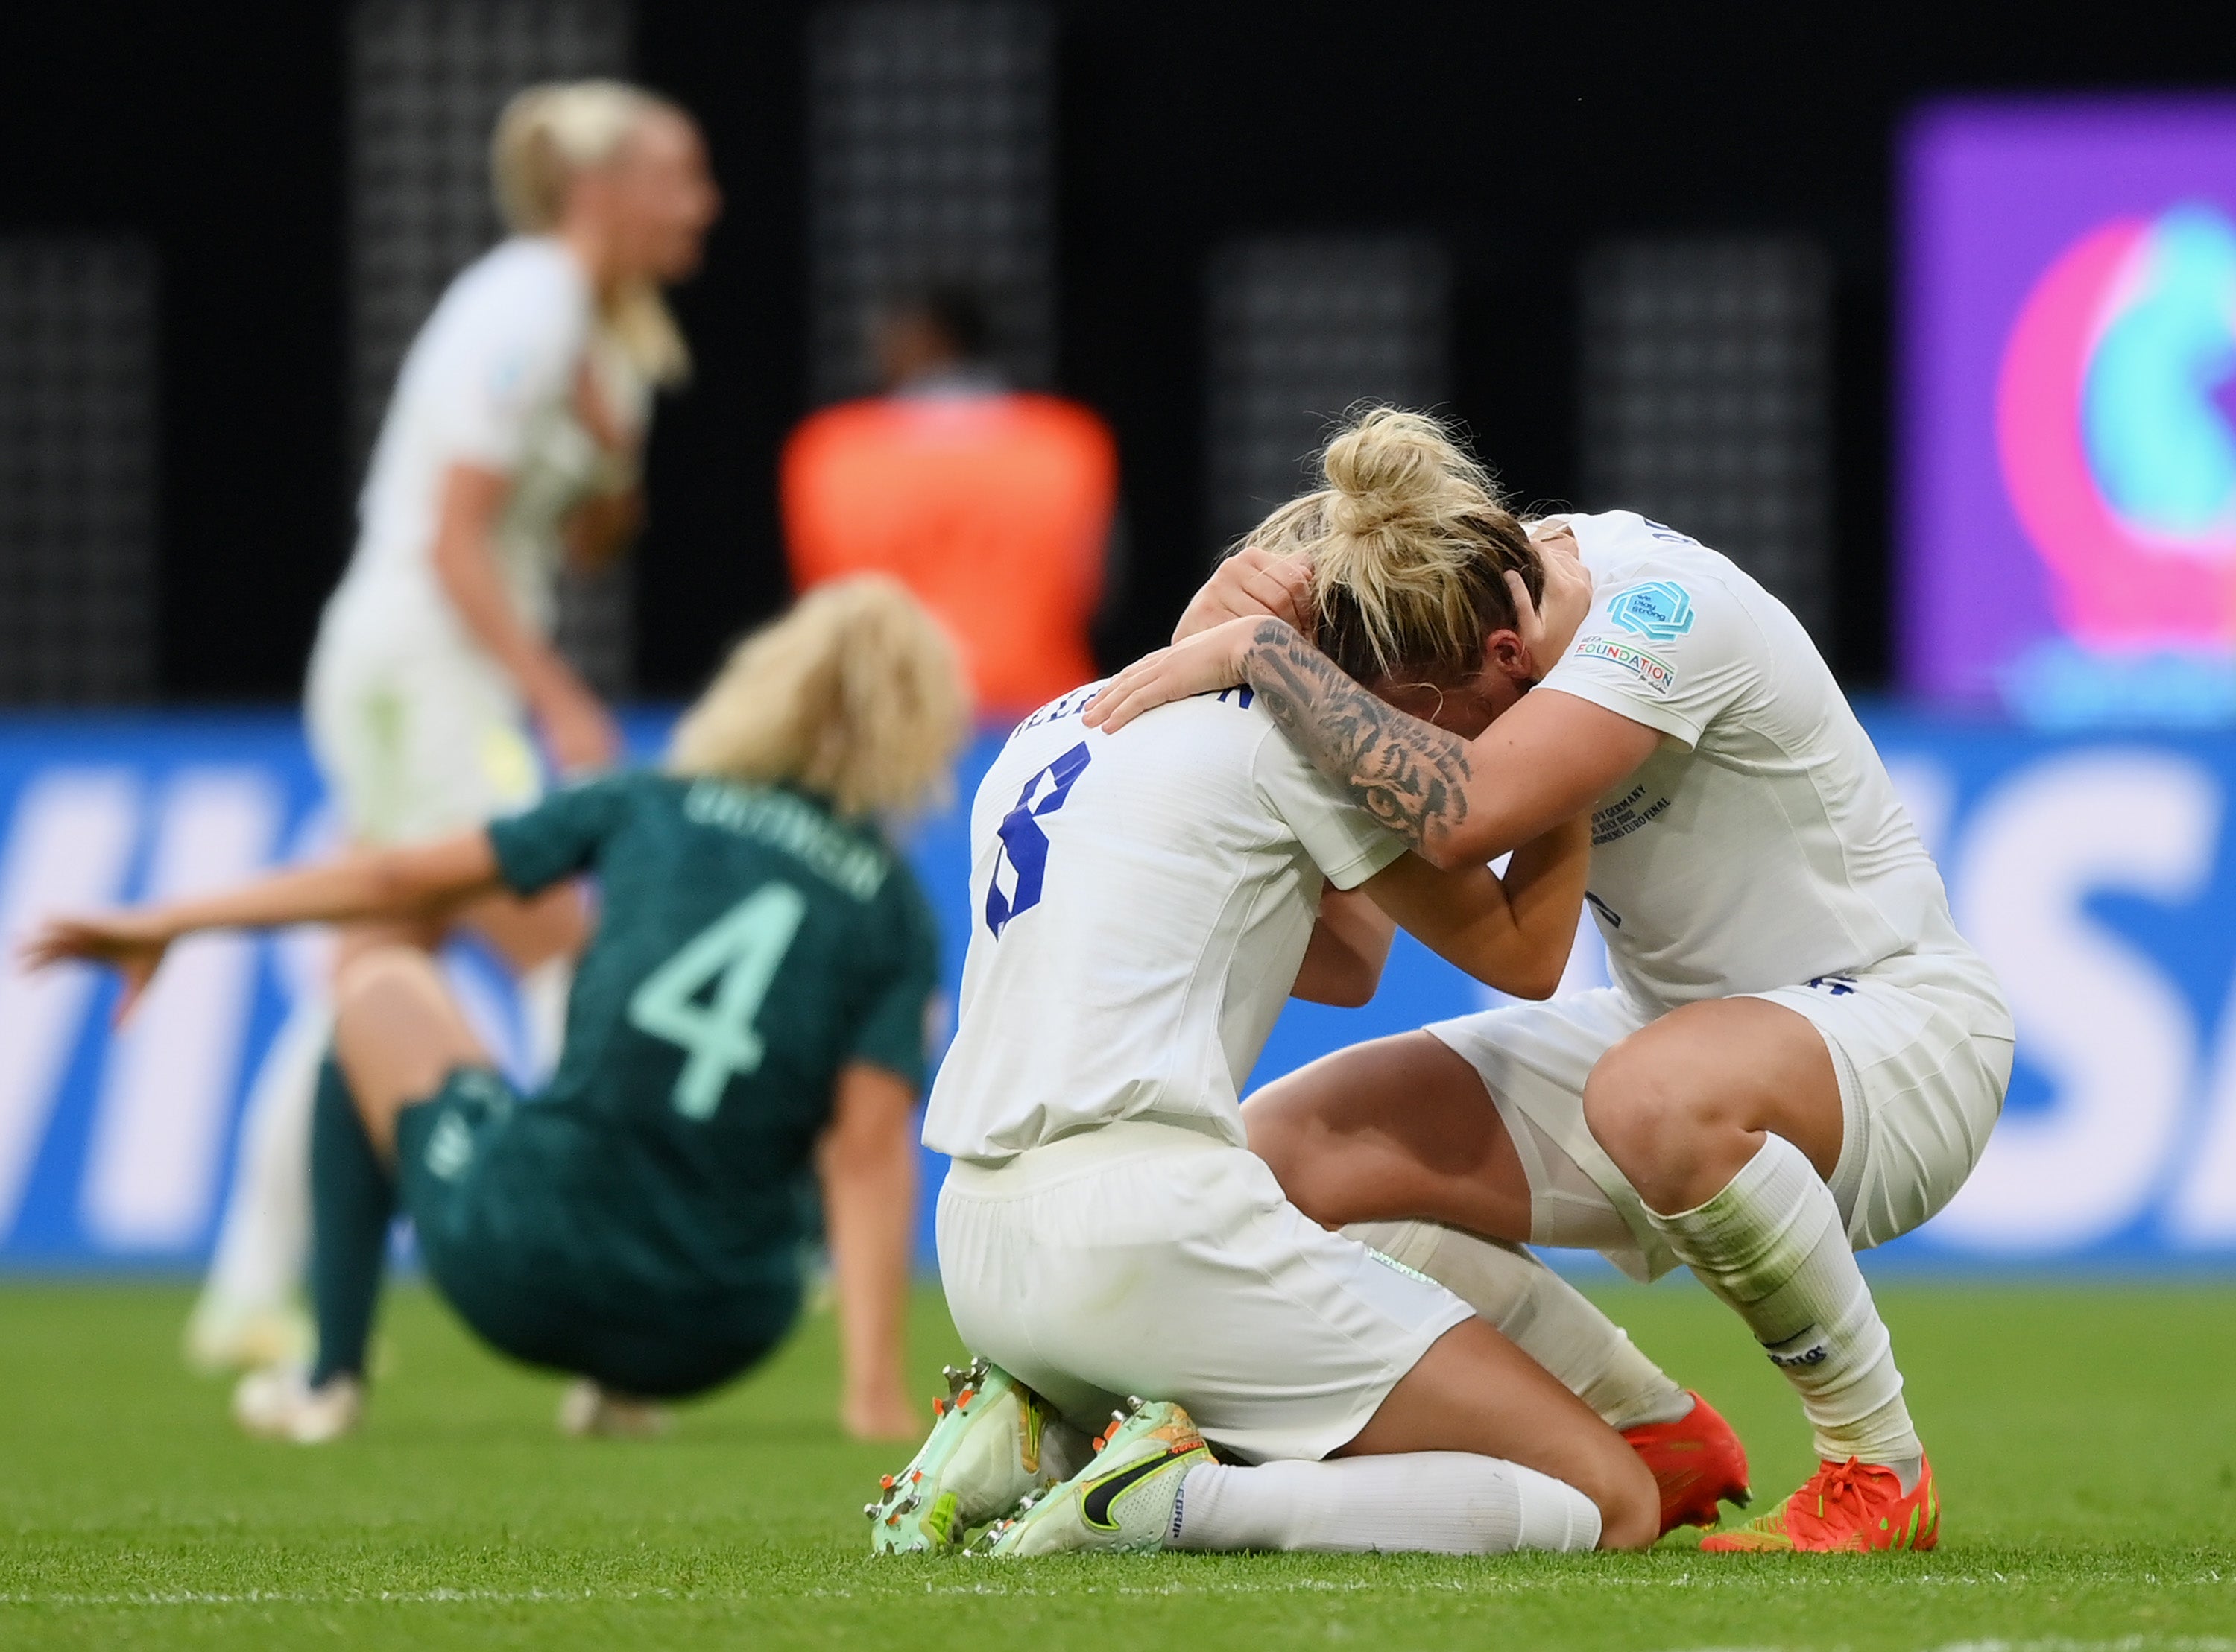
<box><xmin>188</xmin><ymin>80</ymin><xmax>721</xmax><ymax>1371</ymax></box>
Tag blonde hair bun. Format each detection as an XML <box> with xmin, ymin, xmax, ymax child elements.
<box><xmin>1245</xmin><ymin>405</ymin><xmax>1543</xmax><ymax>686</ymax></box>
<box><xmin>1321</xmin><ymin>407</ymin><xmax>1496</xmax><ymax>538</ymax></box>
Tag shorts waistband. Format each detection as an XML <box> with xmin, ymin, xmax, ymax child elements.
<box><xmin>943</xmin><ymin>1119</ymin><xmax>1236</xmax><ymax>1197</ymax></box>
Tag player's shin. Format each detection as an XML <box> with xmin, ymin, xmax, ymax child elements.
<box><xmin>1346</xmin><ymin>1220</ymin><xmax>1690</xmax><ymax>1431</ymax></box>
<box><xmin>1643</xmin><ymin>1133</ymin><xmax>1919</xmax><ymax>1479</ymax></box>
<box><xmin>187</xmin><ymin>1008</ymin><xmax>327</xmax><ymax>1371</ymax></box>
<box><xmin>1169</xmin><ymin>1451</ymin><xmax>1602</xmax><ymax>1554</ymax></box>
<box><xmin>306</xmin><ymin>1052</ymin><xmax>396</xmax><ymax>1389</ymax></box>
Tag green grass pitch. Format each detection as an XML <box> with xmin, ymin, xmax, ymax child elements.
<box><xmin>4</xmin><ymin>1276</ymin><xmax>2234</xmax><ymax>1650</ymax></box>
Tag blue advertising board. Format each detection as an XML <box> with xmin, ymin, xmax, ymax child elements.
<box><xmin>0</xmin><ymin>706</ymin><xmax>2231</xmax><ymax>1273</ymax></box>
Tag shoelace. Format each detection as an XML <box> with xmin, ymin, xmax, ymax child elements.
<box><xmin>1798</xmin><ymin>1458</ymin><xmax>1884</xmax><ymax>1533</ymax></box>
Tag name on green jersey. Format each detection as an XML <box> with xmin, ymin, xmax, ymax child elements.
<box><xmin>681</xmin><ymin>779</ymin><xmax>890</xmax><ymax>902</ymax></box>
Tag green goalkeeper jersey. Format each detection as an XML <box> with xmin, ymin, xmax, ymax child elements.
<box><xmin>480</xmin><ymin>768</ymin><xmax>938</xmax><ymax>1307</ymax></box>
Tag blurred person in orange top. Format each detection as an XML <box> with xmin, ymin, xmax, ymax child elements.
<box><xmin>780</xmin><ymin>287</ymin><xmax>1118</xmax><ymax>714</ymax></box>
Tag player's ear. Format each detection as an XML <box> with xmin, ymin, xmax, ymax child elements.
<box><xmin>1482</xmin><ymin>627</ymin><xmax>1530</xmax><ymax>683</ymax></box>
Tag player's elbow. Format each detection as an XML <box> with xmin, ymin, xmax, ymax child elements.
<box><xmin>1417</xmin><ymin>819</ymin><xmax>1510</xmax><ymax>875</ymax></box>
<box><xmin>1503</xmin><ymin>959</ymin><xmax>1564</xmax><ymax>1002</ymax></box>
<box><xmin>1293</xmin><ymin>974</ymin><xmax>1378</xmax><ymax>1010</ymax></box>
<box><xmin>361</xmin><ymin>849</ymin><xmax>432</xmax><ymax>911</ymax></box>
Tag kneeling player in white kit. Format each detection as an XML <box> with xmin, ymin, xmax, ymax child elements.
<box><xmin>1089</xmin><ymin>408</ymin><xmax>2015</xmax><ymax>1554</ymax></box>
<box><xmin>865</xmin><ymin>449</ymin><xmax>1769</xmax><ymax>1559</ymax></box>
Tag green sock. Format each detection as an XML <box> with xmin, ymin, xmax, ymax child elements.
<box><xmin>308</xmin><ymin>1053</ymin><xmax>393</xmax><ymax>1387</ymax></box>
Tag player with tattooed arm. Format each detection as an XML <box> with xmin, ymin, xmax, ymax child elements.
<box><xmin>864</xmin><ymin>416</ymin><xmax>1763</xmax><ymax>1561</ymax></box>
<box><xmin>1087</xmin><ymin>408</ymin><xmax>2012</xmax><ymax>1554</ymax></box>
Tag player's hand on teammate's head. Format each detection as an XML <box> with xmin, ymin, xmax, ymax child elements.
<box><xmin>1513</xmin><ymin>525</ymin><xmax>1594</xmax><ymax>679</ymax></box>
<box><xmin>1085</xmin><ymin>614</ymin><xmax>1262</xmax><ymax>733</ymax></box>
<box><xmin>19</xmin><ymin>913</ymin><xmax>174</xmax><ymax>1025</ymax></box>
<box><xmin>1170</xmin><ymin>545</ymin><xmax>1314</xmax><ymax>645</ymax></box>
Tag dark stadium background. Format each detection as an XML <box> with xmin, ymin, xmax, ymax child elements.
<box><xmin>0</xmin><ymin>1</ymin><xmax>2223</xmax><ymax>702</ymax></box>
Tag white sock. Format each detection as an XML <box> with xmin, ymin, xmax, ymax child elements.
<box><xmin>1347</xmin><ymin>1220</ymin><xmax>1691</xmax><ymax>1431</ymax></box>
<box><xmin>196</xmin><ymin>1007</ymin><xmax>327</xmax><ymax>1318</ymax></box>
<box><xmin>1169</xmin><ymin>1452</ymin><xmax>1600</xmax><ymax>1554</ymax></box>
<box><xmin>517</xmin><ymin>958</ymin><xmax>573</xmax><ymax>1084</ymax></box>
<box><xmin>1643</xmin><ymin>1134</ymin><xmax>1921</xmax><ymax>1481</ymax></box>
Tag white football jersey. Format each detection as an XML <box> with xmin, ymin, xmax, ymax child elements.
<box><xmin>1540</xmin><ymin>511</ymin><xmax>2006</xmax><ymax>1031</ymax></box>
<box><xmin>320</xmin><ymin>237</ymin><xmax>649</xmax><ymax>664</ymax></box>
<box><xmin>924</xmin><ymin>683</ymin><xmax>1407</xmax><ymax>1164</ymax></box>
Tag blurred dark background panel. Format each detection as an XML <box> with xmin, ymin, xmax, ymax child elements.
<box><xmin>1</xmin><ymin>0</ymin><xmax>2230</xmax><ymax>703</ymax></box>
<box><xmin>806</xmin><ymin>2</ymin><xmax>1057</xmax><ymax>403</ymax></box>
<box><xmin>0</xmin><ymin>240</ymin><xmax>157</xmax><ymax>703</ymax></box>
<box><xmin>1579</xmin><ymin>239</ymin><xmax>1834</xmax><ymax>646</ymax></box>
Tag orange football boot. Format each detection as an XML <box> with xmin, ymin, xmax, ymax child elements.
<box><xmin>1700</xmin><ymin>1453</ymin><xmax>1938</xmax><ymax>1553</ymax></box>
<box><xmin>1622</xmin><ymin>1390</ymin><xmax>1752</xmax><ymax>1537</ymax></box>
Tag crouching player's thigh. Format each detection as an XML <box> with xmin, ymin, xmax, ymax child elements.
<box><xmin>1743</xmin><ymin>958</ymin><xmax>2015</xmax><ymax>1250</ymax></box>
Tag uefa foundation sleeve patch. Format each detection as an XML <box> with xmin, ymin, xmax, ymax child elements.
<box><xmin>1571</xmin><ymin>633</ymin><xmax>1678</xmax><ymax>695</ymax></box>
<box><xmin>1605</xmin><ymin>580</ymin><xmax>1696</xmax><ymax>642</ymax></box>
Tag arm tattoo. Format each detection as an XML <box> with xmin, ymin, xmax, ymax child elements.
<box><xmin>1242</xmin><ymin>618</ymin><xmax>1472</xmax><ymax>852</ymax></box>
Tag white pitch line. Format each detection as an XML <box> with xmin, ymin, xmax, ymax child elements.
<box><xmin>2</xmin><ymin>1576</ymin><xmax>2231</xmax><ymax>1610</ymax></box>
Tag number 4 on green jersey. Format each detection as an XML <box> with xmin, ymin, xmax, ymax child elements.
<box><xmin>627</xmin><ymin>882</ymin><xmax>809</xmax><ymax>1120</ymax></box>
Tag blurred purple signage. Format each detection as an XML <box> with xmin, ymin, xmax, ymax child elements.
<box><xmin>1903</xmin><ymin>100</ymin><xmax>2236</xmax><ymax>722</ymax></box>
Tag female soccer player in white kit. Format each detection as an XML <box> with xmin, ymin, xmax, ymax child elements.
<box><xmin>1088</xmin><ymin>408</ymin><xmax>2015</xmax><ymax>1554</ymax></box>
<box><xmin>189</xmin><ymin>81</ymin><xmax>721</xmax><ymax>1373</ymax></box>
<box><xmin>865</xmin><ymin>421</ymin><xmax>1707</xmax><ymax>1560</ymax></box>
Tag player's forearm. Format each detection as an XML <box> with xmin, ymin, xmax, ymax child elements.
<box><xmin>135</xmin><ymin>840</ymin><xmax>499</xmax><ymax>942</ymax></box>
<box><xmin>820</xmin><ymin>1112</ymin><xmax>917</xmax><ymax>1417</ymax></box>
<box><xmin>431</xmin><ymin>525</ymin><xmax>578</xmax><ymax>707</ymax></box>
<box><xmin>1291</xmin><ymin>885</ymin><xmax>1396</xmax><ymax>1007</ymax></box>
<box><xmin>1238</xmin><ymin>620</ymin><xmax>1513</xmax><ymax>867</ymax></box>
<box><xmin>1493</xmin><ymin>815</ymin><xmax>1591</xmax><ymax>998</ymax></box>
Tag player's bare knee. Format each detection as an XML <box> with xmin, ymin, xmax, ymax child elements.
<box><xmin>332</xmin><ymin>946</ymin><xmax>483</xmax><ymax>1120</ymax></box>
<box><xmin>1580</xmin><ymin>1047</ymin><xmax>1676</xmax><ymax>1172</ymax></box>
<box><xmin>333</xmin><ymin>944</ymin><xmax>443</xmax><ymax>1022</ymax></box>
<box><xmin>1586</xmin><ymin>1041</ymin><xmax>1733</xmax><ymax>1177</ymax></box>
<box><xmin>1245</xmin><ymin>1106</ymin><xmax>1313</xmax><ymax>1198</ymax></box>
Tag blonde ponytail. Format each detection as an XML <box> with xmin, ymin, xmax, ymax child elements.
<box><xmin>491</xmin><ymin>80</ymin><xmax>692</xmax><ymax>387</ymax></box>
<box><xmin>669</xmin><ymin>577</ymin><xmax>971</xmax><ymax>820</ymax></box>
<box><xmin>1246</xmin><ymin>406</ymin><xmax>1543</xmax><ymax>686</ymax></box>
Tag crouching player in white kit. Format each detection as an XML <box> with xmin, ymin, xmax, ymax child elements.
<box><xmin>1088</xmin><ymin>408</ymin><xmax>2016</xmax><ymax>1554</ymax></box>
<box><xmin>865</xmin><ymin>443</ymin><xmax>1766</xmax><ymax>1560</ymax></box>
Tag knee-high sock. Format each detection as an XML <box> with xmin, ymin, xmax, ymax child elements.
<box><xmin>1643</xmin><ymin>1133</ymin><xmax>1919</xmax><ymax>1476</ymax></box>
<box><xmin>195</xmin><ymin>1007</ymin><xmax>329</xmax><ymax>1323</ymax></box>
<box><xmin>1169</xmin><ymin>1453</ymin><xmax>1600</xmax><ymax>1554</ymax></box>
<box><xmin>516</xmin><ymin>958</ymin><xmax>572</xmax><ymax>1085</ymax></box>
<box><xmin>307</xmin><ymin>1054</ymin><xmax>394</xmax><ymax>1387</ymax></box>
<box><xmin>1346</xmin><ymin>1220</ymin><xmax>1690</xmax><ymax>1431</ymax></box>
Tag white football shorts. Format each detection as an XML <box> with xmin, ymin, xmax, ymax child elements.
<box><xmin>306</xmin><ymin>629</ymin><xmax>542</xmax><ymax>846</ymax></box>
<box><xmin>1427</xmin><ymin>946</ymin><xmax>2016</xmax><ymax>1279</ymax></box>
<box><xmin>937</xmin><ymin>1120</ymin><xmax>1474</xmax><ymax>1464</ymax></box>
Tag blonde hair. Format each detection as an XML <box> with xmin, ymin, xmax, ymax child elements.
<box><xmin>492</xmin><ymin>79</ymin><xmax>692</xmax><ymax>386</ymax></box>
<box><xmin>669</xmin><ymin>577</ymin><xmax>970</xmax><ymax>819</ymax></box>
<box><xmin>1246</xmin><ymin>406</ymin><xmax>1543</xmax><ymax>686</ymax></box>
